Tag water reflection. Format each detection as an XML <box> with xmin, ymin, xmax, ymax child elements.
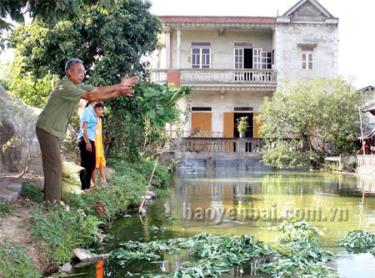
<box><xmin>74</xmin><ymin>170</ymin><xmax>375</xmax><ymax>277</ymax></box>
<box><xmin>168</xmin><ymin>171</ymin><xmax>375</xmax><ymax>245</ymax></box>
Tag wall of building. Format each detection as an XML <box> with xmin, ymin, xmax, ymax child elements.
<box><xmin>274</xmin><ymin>22</ymin><xmax>338</xmax><ymax>86</ymax></box>
<box><xmin>170</xmin><ymin>30</ymin><xmax>274</xmax><ymax>69</ymax></box>
<box><xmin>179</xmin><ymin>91</ymin><xmax>273</xmax><ymax>134</ymax></box>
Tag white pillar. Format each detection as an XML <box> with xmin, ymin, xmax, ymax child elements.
<box><xmin>156</xmin><ymin>47</ymin><xmax>161</xmax><ymax>69</ymax></box>
<box><xmin>165</xmin><ymin>31</ymin><xmax>171</xmax><ymax>69</ymax></box>
<box><xmin>176</xmin><ymin>29</ymin><xmax>181</xmax><ymax>69</ymax></box>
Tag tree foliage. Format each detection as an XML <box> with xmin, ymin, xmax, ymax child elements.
<box><xmin>9</xmin><ymin>0</ymin><xmax>161</xmax><ymax>83</ymax></box>
<box><xmin>1</xmin><ymin>0</ymin><xmax>118</xmax><ymax>50</ymax></box>
<box><xmin>0</xmin><ymin>0</ymin><xmax>116</xmax><ymax>30</ymax></box>
<box><xmin>8</xmin><ymin>0</ymin><xmax>189</xmax><ymax>161</ymax></box>
<box><xmin>106</xmin><ymin>82</ymin><xmax>191</xmax><ymax>161</ymax></box>
<box><xmin>0</xmin><ymin>59</ymin><xmax>52</xmax><ymax>108</ymax></box>
<box><xmin>260</xmin><ymin>78</ymin><xmax>361</xmax><ymax>169</ymax></box>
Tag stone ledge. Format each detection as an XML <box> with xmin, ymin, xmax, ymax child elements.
<box><xmin>0</xmin><ymin>189</ymin><xmax>19</xmax><ymax>203</ymax></box>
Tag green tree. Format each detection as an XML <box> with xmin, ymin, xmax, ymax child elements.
<box><xmin>8</xmin><ymin>0</ymin><xmax>190</xmax><ymax>160</ymax></box>
<box><xmin>9</xmin><ymin>0</ymin><xmax>161</xmax><ymax>82</ymax></box>
<box><xmin>0</xmin><ymin>0</ymin><xmax>116</xmax><ymax>30</ymax></box>
<box><xmin>260</xmin><ymin>78</ymin><xmax>361</xmax><ymax>169</ymax></box>
<box><xmin>1</xmin><ymin>0</ymin><xmax>117</xmax><ymax>50</ymax></box>
<box><xmin>107</xmin><ymin>82</ymin><xmax>191</xmax><ymax>161</ymax></box>
<box><xmin>0</xmin><ymin>59</ymin><xmax>52</xmax><ymax>108</ymax></box>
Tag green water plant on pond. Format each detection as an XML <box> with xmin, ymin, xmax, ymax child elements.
<box><xmin>110</xmin><ymin>220</ymin><xmax>336</xmax><ymax>277</ymax></box>
<box><xmin>339</xmin><ymin>230</ymin><xmax>375</xmax><ymax>255</ymax></box>
<box><xmin>260</xmin><ymin>220</ymin><xmax>335</xmax><ymax>278</ymax></box>
<box><xmin>111</xmin><ymin>233</ymin><xmax>275</xmax><ymax>277</ymax></box>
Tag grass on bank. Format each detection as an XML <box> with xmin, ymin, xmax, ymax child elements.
<box><xmin>66</xmin><ymin>158</ymin><xmax>169</xmax><ymax>221</ymax></box>
<box><xmin>0</xmin><ymin>158</ymin><xmax>169</xmax><ymax>277</ymax></box>
<box><xmin>0</xmin><ymin>202</ymin><xmax>13</xmax><ymax>218</ymax></box>
<box><xmin>30</xmin><ymin>205</ymin><xmax>103</xmax><ymax>265</ymax></box>
<box><xmin>0</xmin><ymin>239</ymin><xmax>40</xmax><ymax>278</ymax></box>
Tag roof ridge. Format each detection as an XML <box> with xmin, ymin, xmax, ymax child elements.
<box><xmin>158</xmin><ymin>15</ymin><xmax>276</xmax><ymax>18</ymax></box>
<box><xmin>282</xmin><ymin>0</ymin><xmax>335</xmax><ymax>18</ymax></box>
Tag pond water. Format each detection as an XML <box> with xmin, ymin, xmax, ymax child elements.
<box><xmin>74</xmin><ymin>170</ymin><xmax>375</xmax><ymax>277</ymax></box>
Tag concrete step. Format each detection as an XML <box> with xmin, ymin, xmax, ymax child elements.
<box><xmin>0</xmin><ymin>188</ymin><xmax>20</xmax><ymax>203</ymax></box>
<box><xmin>6</xmin><ymin>182</ymin><xmax>23</xmax><ymax>193</ymax></box>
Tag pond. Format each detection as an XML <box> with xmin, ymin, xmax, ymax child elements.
<box><xmin>74</xmin><ymin>170</ymin><xmax>375</xmax><ymax>277</ymax></box>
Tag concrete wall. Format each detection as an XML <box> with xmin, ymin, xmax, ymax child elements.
<box><xmin>170</xmin><ymin>30</ymin><xmax>274</xmax><ymax>69</ymax></box>
<box><xmin>274</xmin><ymin>22</ymin><xmax>338</xmax><ymax>86</ymax></box>
<box><xmin>180</xmin><ymin>91</ymin><xmax>273</xmax><ymax>134</ymax></box>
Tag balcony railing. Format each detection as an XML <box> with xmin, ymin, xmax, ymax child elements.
<box><xmin>182</xmin><ymin>69</ymin><xmax>276</xmax><ymax>84</ymax></box>
<box><xmin>151</xmin><ymin>70</ymin><xmax>167</xmax><ymax>84</ymax></box>
<box><xmin>177</xmin><ymin>137</ymin><xmax>265</xmax><ymax>153</ymax></box>
<box><xmin>151</xmin><ymin>69</ymin><xmax>276</xmax><ymax>86</ymax></box>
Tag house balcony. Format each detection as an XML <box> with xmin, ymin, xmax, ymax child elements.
<box><xmin>178</xmin><ymin>137</ymin><xmax>265</xmax><ymax>153</ymax></box>
<box><xmin>174</xmin><ymin>137</ymin><xmax>265</xmax><ymax>163</ymax></box>
<box><xmin>151</xmin><ymin>69</ymin><xmax>277</xmax><ymax>91</ymax></box>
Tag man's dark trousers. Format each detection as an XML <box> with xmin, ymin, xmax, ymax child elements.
<box><xmin>36</xmin><ymin>127</ymin><xmax>62</xmax><ymax>202</ymax></box>
<box><xmin>79</xmin><ymin>139</ymin><xmax>96</xmax><ymax>190</ymax></box>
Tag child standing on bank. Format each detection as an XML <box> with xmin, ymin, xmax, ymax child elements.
<box><xmin>92</xmin><ymin>102</ymin><xmax>107</xmax><ymax>187</ymax></box>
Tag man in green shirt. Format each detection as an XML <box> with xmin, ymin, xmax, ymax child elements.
<box><xmin>36</xmin><ymin>58</ymin><xmax>138</xmax><ymax>202</ymax></box>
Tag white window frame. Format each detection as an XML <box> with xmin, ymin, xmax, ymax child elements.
<box><xmin>233</xmin><ymin>47</ymin><xmax>272</xmax><ymax>70</ymax></box>
<box><xmin>261</xmin><ymin>50</ymin><xmax>272</xmax><ymax>69</ymax></box>
<box><xmin>234</xmin><ymin>48</ymin><xmax>244</xmax><ymax>69</ymax></box>
<box><xmin>253</xmin><ymin>48</ymin><xmax>262</xmax><ymax>69</ymax></box>
<box><xmin>301</xmin><ymin>50</ymin><xmax>313</xmax><ymax>70</ymax></box>
<box><xmin>191</xmin><ymin>47</ymin><xmax>211</xmax><ymax>69</ymax></box>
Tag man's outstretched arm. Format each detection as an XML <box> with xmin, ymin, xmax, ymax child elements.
<box><xmin>81</xmin><ymin>85</ymin><xmax>134</xmax><ymax>102</ymax></box>
<box><xmin>81</xmin><ymin>76</ymin><xmax>138</xmax><ymax>102</ymax></box>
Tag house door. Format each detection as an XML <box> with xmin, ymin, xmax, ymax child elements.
<box><xmin>191</xmin><ymin>112</ymin><xmax>212</xmax><ymax>137</ymax></box>
<box><xmin>243</xmin><ymin>49</ymin><xmax>253</xmax><ymax>69</ymax></box>
<box><xmin>234</xmin><ymin>48</ymin><xmax>253</xmax><ymax>69</ymax></box>
<box><xmin>223</xmin><ymin>112</ymin><xmax>235</xmax><ymax>152</ymax></box>
<box><xmin>252</xmin><ymin>112</ymin><xmax>262</xmax><ymax>139</ymax></box>
<box><xmin>234</xmin><ymin>48</ymin><xmax>253</xmax><ymax>81</ymax></box>
<box><xmin>223</xmin><ymin>112</ymin><xmax>234</xmax><ymax>138</ymax></box>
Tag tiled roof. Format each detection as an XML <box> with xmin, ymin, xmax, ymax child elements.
<box><xmin>158</xmin><ymin>16</ymin><xmax>276</xmax><ymax>24</ymax></box>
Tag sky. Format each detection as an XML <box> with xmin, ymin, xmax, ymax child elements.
<box><xmin>1</xmin><ymin>0</ymin><xmax>373</xmax><ymax>89</ymax></box>
<box><xmin>149</xmin><ymin>0</ymin><xmax>375</xmax><ymax>89</ymax></box>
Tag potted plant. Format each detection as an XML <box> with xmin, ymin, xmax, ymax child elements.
<box><xmin>237</xmin><ymin>116</ymin><xmax>248</xmax><ymax>138</ymax></box>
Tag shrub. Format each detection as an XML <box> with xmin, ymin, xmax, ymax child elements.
<box><xmin>260</xmin><ymin>78</ymin><xmax>361</xmax><ymax>169</ymax></box>
<box><xmin>261</xmin><ymin>140</ymin><xmax>311</xmax><ymax>169</ymax></box>
<box><xmin>21</xmin><ymin>182</ymin><xmax>43</xmax><ymax>203</ymax></box>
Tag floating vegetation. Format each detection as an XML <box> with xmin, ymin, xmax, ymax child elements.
<box><xmin>261</xmin><ymin>221</ymin><xmax>335</xmax><ymax>278</ymax></box>
<box><xmin>110</xmin><ymin>220</ymin><xmax>337</xmax><ymax>277</ymax></box>
<box><xmin>339</xmin><ymin>230</ymin><xmax>375</xmax><ymax>255</ymax></box>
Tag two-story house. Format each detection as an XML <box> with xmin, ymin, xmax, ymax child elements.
<box><xmin>150</xmin><ymin>0</ymin><xmax>339</xmax><ymax>140</ymax></box>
